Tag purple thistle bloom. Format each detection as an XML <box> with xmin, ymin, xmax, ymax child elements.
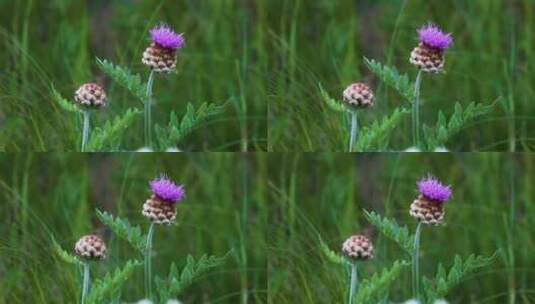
<box><xmin>149</xmin><ymin>175</ymin><xmax>185</xmax><ymax>203</ymax></box>
<box><xmin>149</xmin><ymin>25</ymin><xmax>185</xmax><ymax>50</ymax></box>
<box><xmin>417</xmin><ymin>176</ymin><xmax>452</xmax><ymax>203</ymax></box>
<box><xmin>417</xmin><ymin>24</ymin><xmax>453</xmax><ymax>51</ymax></box>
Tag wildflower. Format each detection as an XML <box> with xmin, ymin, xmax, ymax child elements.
<box><xmin>342</xmin><ymin>83</ymin><xmax>374</xmax><ymax>109</ymax></box>
<box><xmin>74</xmin><ymin>235</ymin><xmax>107</xmax><ymax>261</ymax></box>
<box><xmin>409</xmin><ymin>176</ymin><xmax>452</xmax><ymax>225</ymax></box>
<box><xmin>342</xmin><ymin>234</ymin><xmax>374</xmax><ymax>261</ymax></box>
<box><xmin>409</xmin><ymin>24</ymin><xmax>453</xmax><ymax>73</ymax></box>
<box><xmin>142</xmin><ymin>175</ymin><xmax>185</xmax><ymax>225</ymax></box>
<box><xmin>74</xmin><ymin>83</ymin><xmax>107</xmax><ymax>108</ymax></box>
<box><xmin>142</xmin><ymin>24</ymin><xmax>185</xmax><ymax>73</ymax></box>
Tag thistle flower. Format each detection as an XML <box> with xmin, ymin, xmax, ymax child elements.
<box><xmin>74</xmin><ymin>83</ymin><xmax>107</xmax><ymax>108</ymax></box>
<box><xmin>410</xmin><ymin>176</ymin><xmax>452</xmax><ymax>225</ymax></box>
<box><xmin>342</xmin><ymin>234</ymin><xmax>374</xmax><ymax>261</ymax></box>
<box><xmin>409</xmin><ymin>24</ymin><xmax>453</xmax><ymax>73</ymax></box>
<box><xmin>142</xmin><ymin>175</ymin><xmax>185</xmax><ymax>225</ymax></box>
<box><xmin>142</xmin><ymin>24</ymin><xmax>185</xmax><ymax>73</ymax></box>
<box><xmin>342</xmin><ymin>83</ymin><xmax>374</xmax><ymax>109</ymax></box>
<box><xmin>74</xmin><ymin>235</ymin><xmax>107</xmax><ymax>261</ymax></box>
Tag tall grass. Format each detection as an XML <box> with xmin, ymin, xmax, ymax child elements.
<box><xmin>0</xmin><ymin>1</ymin><xmax>267</xmax><ymax>151</ymax></box>
<box><xmin>0</xmin><ymin>153</ymin><xmax>267</xmax><ymax>303</ymax></box>
<box><xmin>268</xmin><ymin>0</ymin><xmax>535</xmax><ymax>151</ymax></box>
<box><xmin>268</xmin><ymin>153</ymin><xmax>535</xmax><ymax>303</ymax></box>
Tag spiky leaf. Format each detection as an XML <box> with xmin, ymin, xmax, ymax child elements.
<box><xmin>86</xmin><ymin>260</ymin><xmax>142</xmax><ymax>304</ymax></box>
<box><xmin>422</xmin><ymin>253</ymin><xmax>496</xmax><ymax>302</ymax></box>
<box><xmin>52</xmin><ymin>239</ymin><xmax>82</xmax><ymax>265</ymax></box>
<box><xmin>354</xmin><ymin>260</ymin><xmax>410</xmax><ymax>304</ymax></box>
<box><xmin>318</xmin><ymin>235</ymin><xmax>346</xmax><ymax>265</ymax></box>
<box><xmin>364</xmin><ymin>210</ymin><xmax>414</xmax><ymax>254</ymax></box>
<box><xmin>96</xmin><ymin>58</ymin><xmax>147</xmax><ymax>103</ymax></box>
<box><xmin>319</xmin><ymin>83</ymin><xmax>346</xmax><ymax>112</ymax></box>
<box><xmin>155</xmin><ymin>102</ymin><xmax>227</xmax><ymax>149</ymax></box>
<box><xmin>364</xmin><ymin>57</ymin><xmax>415</xmax><ymax>101</ymax></box>
<box><xmin>51</xmin><ymin>85</ymin><xmax>79</xmax><ymax>113</ymax></box>
<box><xmin>95</xmin><ymin>209</ymin><xmax>146</xmax><ymax>253</ymax></box>
<box><xmin>87</xmin><ymin>108</ymin><xmax>141</xmax><ymax>151</ymax></box>
<box><xmin>356</xmin><ymin>107</ymin><xmax>409</xmax><ymax>151</ymax></box>
<box><xmin>156</xmin><ymin>251</ymin><xmax>231</xmax><ymax>302</ymax></box>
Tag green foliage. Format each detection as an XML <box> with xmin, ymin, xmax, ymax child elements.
<box><xmin>95</xmin><ymin>209</ymin><xmax>146</xmax><ymax>253</ymax></box>
<box><xmin>364</xmin><ymin>57</ymin><xmax>415</xmax><ymax>102</ymax></box>
<box><xmin>86</xmin><ymin>260</ymin><xmax>142</xmax><ymax>304</ymax></box>
<box><xmin>318</xmin><ymin>235</ymin><xmax>346</xmax><ymax>265</ymax></box>
<box><xmin>355</xmin><ymin>107</ymin><xmax>409</xmax><ymax>151</ymax></box>
<box><xmin>155</xmin><ymin>102</ymin><xmax>227</xmax><ymax>149</ymax></box>
<box><xmin>364</xmin><ymin>210</ymin><xmax>414</xmax><ymax>254</ymax></box>
<box><xmin>354</xmin><ymin>260</ymin><xmax>410</xmax><ymax>304</ymax></box>
<box><xmin>422</xmin><ymin>253</ymin><xmax>496</xmax><ymax>303</ymax></box>
<box><xmin>52</xmin><ymin>239</ymin><xmax>82</xmax><ymax>265</ymax></box>
<box><xmin>96</xmin><ymin>58</ymin><xmax>148</xmax><ymax>103</ymax></box>
<box><xmin>87</xmin><ymin>108</ymin><xmax>141</xmax><ymax>151</ymax></box>
<box><xmin>318</xmin><ymin>83</ymin><xmax>346</xmax><ymax>112</ymax></box>
<box><xmin>51</xmin><ymin>85</ymin><xmax>79</xmax><ymax>113</ymax></box>
<box><xmin>422</xmin><ymin>102</ymin><xmax>495</xmax><ymax>150</ymax></box>
<box><xmin>155</xmin><ymin>251</ymin><xmax>231</xmax><ymax>303</ymax></box>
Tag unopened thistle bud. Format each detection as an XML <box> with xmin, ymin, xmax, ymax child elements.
<box><xmin>74</xmin><ymin>83</ymin><xmax>107</xmax><ymax>108</ymax></box>
<box><xmin>142</xmin><ymin>25</ymin><xmax>185</xmax><ymax>73</ymax></box>
<box><xmin>342</xmin><ymin>83</ymin><xmax>374</xmax><ymax>109</ymax></box>
<box><xmin>409</xmin><ymin>24</ymin><xmax>453</xmax><ymax>73</ymax></box>
<box><xmin>74</xmin><ymin>235</ymin><xmax>107</xmax><ymax>261</ymax></box>
<box><xmin>342</xmin><ymin>235</ymin><xmax>374</xmax><ymax>261</ymax></box>
<box><xmin>142</xmin><ymin>175</ymin><xmax>185</xmax><ymax>225</ymax></box>
<box><xmin>409</xmin><ymin>176</ymin><xmax>452</xmax><ymax>225</ymax></box>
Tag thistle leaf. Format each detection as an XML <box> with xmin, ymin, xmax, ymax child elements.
<box><xmin>364</xmin><ymin>210</ymin><xmax>414</xmax><ymax>254</ymax></box>
<box><xmin>423</xmin><ymin>253</ymin><xmax>496</xmax><ymax>301</ymax></box>
<box><xmin>364</xmin><ymin>57</ymin><xmax>415</xmax><ymax>101</ymax></box>
<box><xmin>354</xmin><ymin>260</ymin><xmax>410</xmax><ymax>304</ymax></box>
<box><xmin>318</xmin><ymin>235</ymin><xmax>346</xmax><ymax>265</ymax></box>
<box><xmin>155</xmin><ymin>102</ymin><xmax>227</xmax><ymax>149</ymax></box>
<box><xmin>86</xmin><ymin>260</ymin><xmax>142</xmax><ymax>304</ymax></box>
<box><xmin>96</xmin><ymin>58</ymin><xmax>148</xmax><ymax>103</ymax></box>
<box><xmin>95</xmin><ymin>209</ymin><xmax>146</xmax><ymax>253</ymax></box>
<box><xmin>52</xmin><ymin>238</ymin><xmax>82</xmax><ymax>265</ymax></box>
<box><xmin>318</xmin><ymin>83</ymin><xmax>346</xmax><ymax>112</ymax></box>
<box><xmin>87</xmin><ymin>108</ymin><xmax>141</xmax><ymax>151</ymax></box>
<box><xmin>355</xmin><ymin>107</ymin><xmax>409</xmax><ymax>151</ymax></box>
<box><xmin>51</xmin><ymin>85</ymin><xmax>79</xmax><ymax>113</ymax></box>
<box><xmin>156</xmin><ymin>251</ymin><xmax>231</xmax><ymax>302</ymax></box>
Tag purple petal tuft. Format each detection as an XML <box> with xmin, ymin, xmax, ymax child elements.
<box><xmin>417</xmin><ymin>176</ymin><xmax>452</xmax><ymax>203</ymax></box>
<box><xmin>150</xmin><ymin>175</ymin><xmax>185</xmax><ymax>203</ymax></box>
<box><xmin>417</xmin><ymin>24</ymin><xmax>453</xmax><ymax>51</ymax></box>
<box><xmin>149</xmin><ymin>25</ymin><xmax>185</xmax><ymax>50</ymax></box>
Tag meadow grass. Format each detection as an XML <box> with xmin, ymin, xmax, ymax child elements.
<box><xmin>268</xmin><ymin>0</ymin><xmax>535</xmax><ymax>151</ymax></box>
<box><xmin>0</xmin><ymin>1</ymin><xmax>267</xmax><ymax>151</ymax></box>
<box><xmin>0</xmin><ymin>153</ymin><xmax>267</xmax><ymax>303</ymax></box>
<box><xmin>268</xmin><ymin>153</ymin><xmax>535</xmax><ymax>303</ymax></box>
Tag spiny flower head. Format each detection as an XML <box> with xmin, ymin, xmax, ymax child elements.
<box><xmin>417</xmin><ymin>176</ymin><xmax>452</xmax><ymax>203</ymax></box>
<box><xmin>417</xmin><ymin>24</ymin><xmax>453</xmax><ymax>51</ymax></box>
<box><xmin>149</xmin><ymin>25</ymin><xmax>185</xmax><ymax>50</ymax></box>
<box><xmin>149</xmin><ymin>175</ymin><xmax>185</xmax><ymax>203</ymax></box>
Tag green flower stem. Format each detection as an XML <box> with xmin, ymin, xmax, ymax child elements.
<box><xmin>348</xmin><ymin>110</ymin><xmax>358</xmax><ymax>152</ymax></box>
<box><xmin>81</xmin><ymin>262</ymin><xmax>90</xmax><ymax>304</ymax></box>
<box><xmin>81</xmin><ymin>110</ymin><xmax>91</xmax><ymax>152</ymax></box>
<box><xmin>144</xmin><ymin>222</ymin><xmax>155</xmax><ymax>300</ymax></box>
<box><xmin>145</xmin><ymin>71</ymin><xmax>155</xmax><ymax>148</ymax></box>
<box><xmin>348</xmin><ymin>262</ymin><xmax>358</xmax><ymax>304</ymax></box>
<box><xmin>412</xmin><ymin>70</ymin><xmax>423</xmax><ymax>148</ymax></box>
<box><xmin>412</xmin><ymin>222</ymin><xmax>423</xmax><ymax>300</ymax></box>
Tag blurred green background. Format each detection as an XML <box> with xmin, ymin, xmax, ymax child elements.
<box><xmin>268</xmin><ymin>0</ymin><xmax>535</xmax><ymax>151</ymax></box>
<box><xmin>0</xmin><ymin>153</ymin><xmax>267</xmax><ymax>303</ymax></box>
<box><xmin>268</xmin><ymin>153</ymin><xmax>534</xmax><ymax>303</ymax></box>
<box><xmin>0</xmin><ymin>0</ymin><xmax>267</xmax><ymax>151</ymax></box>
